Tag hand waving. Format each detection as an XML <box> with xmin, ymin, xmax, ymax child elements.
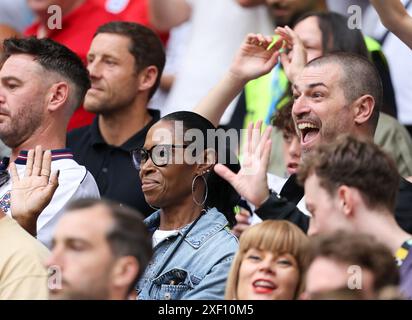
<box><xmin>229</xmin><ymin>33</ymin><xmax>284</xmax><ymax>82</ymax></box>
<box><xmin>275</xmin><ymin>26</ymin><xmax>308</xmax><ymax>84</ymax></box>
<box><xmin>214</xmin><ymin>121</ymin><xmax>272</xmax><ymax>208</ymax></box>
<box><xmin>10</xmin><ymin>145</ymin><xmax>59</xmax><ymax>236</ymax></box>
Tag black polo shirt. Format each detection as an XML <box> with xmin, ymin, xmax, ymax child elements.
<box><xmin>67</xmin><ymin>109</ymin><xmax>160</xmax><ymax>217</ymax></box>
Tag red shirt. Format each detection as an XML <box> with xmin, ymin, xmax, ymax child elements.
<box><xmin>25</xmin><ymin>0</ymin><xmax>117</xmax><ymax>131</ymax></box>
<box><xmin>99</xmin><ymin>0</ymin><xmax>169</xmax><ymax>44</ymax></box>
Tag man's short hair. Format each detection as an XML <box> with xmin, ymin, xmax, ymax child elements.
<box><xmin>2</xmin><ymin>37</ymin><xmax>91</xmax><ymax>113</ymax></box>
<box><xmin>306</xmin><ymin>52</ymin><xmax>383</xmax><ymax>134</ymax></box>
<box><xmin>95</xmin><ymin>21</ymin><xmax>166</xmax><ymax>100</ymax></box>
<box><xmin>297</xmin><ymin>135</ymin><xmax>400</xmax><ymax>213</ymax></box>
<box><xmin>66</xmin><ymin>198</ymin><xmax>152</xmax><ymax>294</ymax></box>
<box><xmin>308</xmin><ymin>231</ymin><xmax>399</xmax><ymax>293</ymax></box>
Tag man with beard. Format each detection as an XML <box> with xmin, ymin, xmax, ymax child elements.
<box><xmin>0</xmin><ymin>37</ymin><xmax>100</xmax><ymax>247</ymax></box>
<box><xmin>67</xmin><ymin>22</ymin><xmax>165</xmax><ymax>217</ymax></box>
<box><xmin>46</xmin><ymin>198</ymin><xmax>152</xmax><ymax>300</ymax></box>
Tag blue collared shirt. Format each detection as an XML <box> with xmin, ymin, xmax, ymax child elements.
<box><xmin>137</xmin><ymin>207</ymin><xmax>238</xmax><ymax>300</ymax></box>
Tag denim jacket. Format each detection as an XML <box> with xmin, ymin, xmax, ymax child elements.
<box><xmin>137</xmin><ymin>207</ymin><xmax>238</xmax><ymax>300</ymax></box>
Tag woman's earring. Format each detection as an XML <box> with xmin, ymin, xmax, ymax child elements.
<box><xmin>192</xmin><ymin>174</ymin><xmax>208</xmax><ymax>207</ymax></box>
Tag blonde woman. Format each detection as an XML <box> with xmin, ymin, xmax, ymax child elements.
<box><xmin>225</xmin><ymin>220</ymin><xmax>309</xmax><ymax>300</ymax></box>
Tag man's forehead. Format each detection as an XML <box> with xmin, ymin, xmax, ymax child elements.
<box><xmin>0</xmin><ymin>54</ymin><xmax>42</xmax><ymax>76</ymax></box>
<box><xmin>294</xmin><ymin>63</ymin><xmax>342</xmax><ymax>90</ymax></box>
<box><xmin>89</xmin><ymin>33</ymin><xmax>131</xmax><ymax>55</ymax></box>
<box><xmin>55</xmin><ymin>206</ymin><xmax>113</xmax><ymax>238</ymax></box>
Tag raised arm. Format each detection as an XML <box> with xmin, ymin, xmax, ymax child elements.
<box><xmin>148</xmin><ymin>0</ymin><xmax>192</xmax><ymax>31</ymax></box>
<box><xmin>370</xmin><ymin>0</ymin><xmax>412</xmax><ymax>49</ymax></box>
<box><xmin>193</xmin><ymin>33</ymin><xmax>283</xmax><ymax>127</ymax></box>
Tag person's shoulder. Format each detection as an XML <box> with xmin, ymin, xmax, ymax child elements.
<box><xmin>67</xmin><ymin>125</ymin><xmax>93</xmax><ymax>148</ymax></box>
<box><xmin>67</xmin><ymin>125</ymin><xmax>92</xmax><ymax>140</ymax></box>
<box><xmin>203</xmin><ymin>208</ymin><xmax>239</xmax><ymax>249</ymax></box>
<box><xmin>52</xmin><ymin>159</ymin><xmax>93</xmax><ymax>188</ymax></box>
<box><xmin>0</xmin><ymin>217</ymin><xmax>49</xmax><ymax>259</ymax></box>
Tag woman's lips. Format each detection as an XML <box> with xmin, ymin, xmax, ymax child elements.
<box><xmin>141</xmin><ymin>180</ymin><xmax>159</xmax><ymax>192</ymax></box>
<box><xmin>252</xmin><ymin>279</ymin><xmax>277</xmax><ymax>294</ymax></box>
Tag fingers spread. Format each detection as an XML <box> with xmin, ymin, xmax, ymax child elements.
<box><xmin>32</xmin><ymin>145</ymin><xmax>43</xmax><ymax>176</ymax></box>
<box><xmin>214</xmin><ymin>163</ymin><xmax>237</xmax><ymax>186</ymax></box>
<box><xmin>24</xmin><ymin>149</ymin><xmax>35</xmax><ymax>177</ymax></box>
<box><xmin>10</xmin><ymin>162</ymin><xmax>20</xmax><ymax>184</ymax></box>
<box><xmin>41</xmin><ymin>150</ymin><xmax>52</xmax><ymax>178</ymax></box>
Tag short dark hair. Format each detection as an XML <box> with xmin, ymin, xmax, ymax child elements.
<box><xmin>308</xmin><ymin>231</ymin><xmax>399</xmax><ymax>293</ymax></box>
<box><xmin>95</xmin><ymin>22</ymin><xmax>165</xmax><ymax>100</ymax></box>
<box><xmin>298</xmin><ymin>135</ymin><xmax>400</xmax><ymax>213</ymax></box>
<box><xmin>306</xmin><ymin>52</ymin><xmax>383</xmax><ymax>134</ymax></box>
<box><xmin>66</xmin><ymin>198</ymin><xmax>153</xmax><ymax>294</ymax></box>
<box><xmin>2</xmin><ymin>37</ymin><xmax>90</xmax><ymax>113</ymax></box>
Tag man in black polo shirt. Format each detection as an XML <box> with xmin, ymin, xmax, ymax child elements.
<box><xmin>67</xmin><ymin>22</ymin><xmax>165</xmax><ymax>216</ymax></box>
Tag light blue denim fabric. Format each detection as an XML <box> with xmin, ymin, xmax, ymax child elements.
<box><xmin>137</xmin><ymin>207</ymin><xmax>238</xmax><ymax>300</ymax></box>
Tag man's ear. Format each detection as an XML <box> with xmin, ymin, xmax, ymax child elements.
<box><xmin>353</xmin><ymin>95</ymin><xmax>375</xmax><ymax>126</ymax></box>
<box><xmin>111</xmin><ymin>256</ymin><xmax>139</xmax><ymax>293</ymax></box>
<box><xmin>337</xmin><ymin>185</ymin><xmax>355</xmax><ymax>219</ymax></box>
<box><xmin>47</xmin><ymin>82</ymin><xmax>70</xmax><ymax>112</ymax></box>
<box><xmin>137</xmin><ymin>66</ymin><xmax>158</xmax><ymax>93</ymax></box>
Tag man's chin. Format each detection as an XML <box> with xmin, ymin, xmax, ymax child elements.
<box><xmin>84</xmin><ymin>100</ymin><xmax>105</xmax><ymax>114</ymax></box>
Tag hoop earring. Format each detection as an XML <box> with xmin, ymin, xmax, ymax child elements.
<box><xmin>192</xmin><ymin>174</ymin><xmax>208</xmax><ymax>207</ymax></box>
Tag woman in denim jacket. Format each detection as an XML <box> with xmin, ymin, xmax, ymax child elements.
<box><xmin>133</xmin><ymin>111</ymin><xmax>240</xmax><ymax>300</ymax></box>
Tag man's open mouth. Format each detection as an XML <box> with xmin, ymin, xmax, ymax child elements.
<box><xmin>297</xmin><ymin>122</ymin><xmax>320</xmax><ymax>145</ymax></box>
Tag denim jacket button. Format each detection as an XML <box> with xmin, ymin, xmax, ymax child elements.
<box><xmin>164</xmin><ymin>292</ymin><xmax>171</xmax><ymax>300</ymax></box>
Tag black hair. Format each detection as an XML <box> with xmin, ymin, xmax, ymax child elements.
<box><xmin>162</xmin><ymin>111</ymin><xmax>241</xmax><ymax>227</ymax></box>
<box><xmin>66</xmin><ymin>198</ymin><xmax>152</xmax><ymax>295</ymax></box>
<box><xmin>293</xmin><ymin>11</ymin><xmax>368</xmax><ymax>58</ymax></box>
<box><xmin>95</xmin><ymin>21</ymin><xmax>165</xmax><ymax>100</ymax></box>
<box><xmin>2</xmin><ymin>37</ymin><xmax>90</xmax><ymax>112</ymax></box>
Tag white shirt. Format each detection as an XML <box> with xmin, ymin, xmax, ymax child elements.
<box><xmin>152</xmin><ymin>229</ymin><xmax>178</xmax><ymax>248</ymax></box>
<box><xmin>162</xmin><ymin>0</ymin><xmax>273</xmax><ymax>125</ymax></box>
<box><xmin>0</xmin><ymin>150</ymin><xmax>100</xmax><ymax>248</ymax></box>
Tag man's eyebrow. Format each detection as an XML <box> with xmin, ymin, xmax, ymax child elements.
<box><xmin>308</xmin><ymin>82</ymin><xmax>328</xmax><ymax>89</ymax></box>
<box><xmin>293</xmin><ymin>82</ymin><xmax>328</xmax><ymax>91</ymax></box>
<box><xmin>1</xmin><ymin>76</ymin><xmax>23</xmax><ymax>84</ymax></box>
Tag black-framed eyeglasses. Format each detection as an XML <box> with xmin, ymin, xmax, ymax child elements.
<box><xmin>131</xmin><ymin>144</ymin><xmax>188</xmax><ymax>170</ymax></box>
